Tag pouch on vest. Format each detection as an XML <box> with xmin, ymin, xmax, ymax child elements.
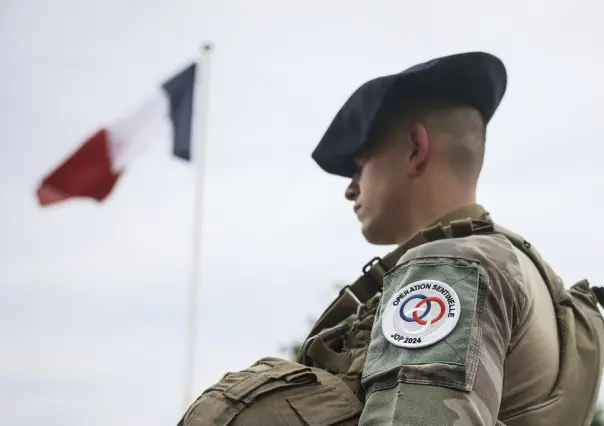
<box><xmin>177</xmin><ymin>357</ymin><xmax>362</xmax><ymax>426</ymax></box>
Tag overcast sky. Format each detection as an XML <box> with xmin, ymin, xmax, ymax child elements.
<box><xmin>1</xmin><ymin>1</ymin><xmax>603</xmax><ymax>425</ymax></box>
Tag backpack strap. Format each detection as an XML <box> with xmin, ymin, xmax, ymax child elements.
<box><xmin>302</xmin><ymin>227</ymin><xmax>439</xmax><ymax>342</ymax></box>
<box><xmin>302</xmin><ymin>247</ymin><xmax>402</xmax><ymax>341</ymax></box>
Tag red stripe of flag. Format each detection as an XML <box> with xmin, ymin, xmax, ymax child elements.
<box><xmin>36</xmin><ymin>129</ymin><xmax>121</xmax><ymax>206</ymax></box>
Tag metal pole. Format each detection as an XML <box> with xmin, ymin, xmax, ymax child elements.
<box><xmin>183</xmin><ymin>42</ymin><xmax>214</xmax><ymax>409</ymax></box>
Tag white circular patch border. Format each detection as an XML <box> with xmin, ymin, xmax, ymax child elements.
<box><xmin>381</xmin><ymin>279</ymin><xmax>461</xmax><ymax>349</ymax></box>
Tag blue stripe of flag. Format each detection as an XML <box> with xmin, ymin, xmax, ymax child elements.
<box><xmin>162</xmin><ymin>63</ymin><xmax>196</xmax><ymax>161</ymax></box>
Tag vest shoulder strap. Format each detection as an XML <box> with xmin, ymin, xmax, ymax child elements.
<box><xmin>449</xmin><ymin>220</ymin><xmax>604</xmax><ymax>309</ymax></box>
<box><xmin>489</xmin><ymin>224</ymin><xmax>572</xmax><ymax>306</ymax></box>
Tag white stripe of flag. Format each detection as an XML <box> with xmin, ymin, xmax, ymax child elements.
<box><xmin>36</xmin><ymin>63</ymin><xmax>196</xmax><ymax>206</ymax></box>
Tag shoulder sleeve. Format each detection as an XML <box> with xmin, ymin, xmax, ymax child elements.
<box><xmin>359</xmin><ymin>234</ymin><xmax>530</xmax><ymax>426</ymax></box>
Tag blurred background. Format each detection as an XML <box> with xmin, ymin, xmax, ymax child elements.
<box><xmin>1</xmin><ymin>0</ymin><xmax>603</xmax><ymax>425</ymax></box>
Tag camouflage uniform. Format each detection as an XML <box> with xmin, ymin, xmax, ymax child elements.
<box><xmin>357</xmin><ymin>205</ymin><xmax>559</xmax><ymax>425</ymax></box>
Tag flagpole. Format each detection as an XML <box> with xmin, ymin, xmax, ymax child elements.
<box><xmin>183</xmin><ymin>42</ymin><xmax>214</xmax><ymax>409</ymax></box>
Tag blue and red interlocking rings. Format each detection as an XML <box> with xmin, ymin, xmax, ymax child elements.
<box><xmin>399</xmin><ymin>294</ymin><xmax>447</xmax><ymax>326</ymax></box>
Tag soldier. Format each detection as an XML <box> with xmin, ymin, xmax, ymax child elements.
<box><xmin>178</xmin><ymin>52</ymin><xmax>604</xmax><ymax>426</ymax></box>
<box><xmin>308</xmin><ymin>51</ymin><xmax>604</xmax><ymax>425</ymax></box>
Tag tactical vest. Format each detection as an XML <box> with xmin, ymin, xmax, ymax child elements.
<box><xmin>178</xmin><ymin>218</ymin><xmax>604</xmax><ymax>426</ymax></box>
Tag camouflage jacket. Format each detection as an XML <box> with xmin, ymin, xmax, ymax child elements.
<box><xmin>299</xmin><ymin>204</ymin><xmax>604</xmax><ymax>425</ymax></box>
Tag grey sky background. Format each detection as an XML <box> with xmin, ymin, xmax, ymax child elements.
<box><xmin>1</xmin><ymin>1</ymin><xmax>603</xmax><ymax>425</ymax></box>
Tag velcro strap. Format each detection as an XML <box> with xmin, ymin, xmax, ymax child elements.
<box><xmin>182</xmin><ymin>393</ymin><xmax>243</xmax><ymax>426</ymax></box>
<box><xmin>182</xmin><ymin>358</ymin><xmax>319</xmax><ymax>426</ymax></box>
<box><xmin>223</xmin><ymin>362</ymin><xmax>314</xmax><ymax>404</ymax></box>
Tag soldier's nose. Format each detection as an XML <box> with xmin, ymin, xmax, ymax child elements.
<box><xmin>345</xmin><ymin>184</ymin><xmax>358</xmax><ymax>201</ymax></box>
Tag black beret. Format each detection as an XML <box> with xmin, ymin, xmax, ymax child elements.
<box><xmin>311</xmin><ymin>51</ymin><xmax>507</xmax><ymax>177</ymax></box>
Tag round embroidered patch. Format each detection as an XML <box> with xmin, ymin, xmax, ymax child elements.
<box><xmin>381</xmin><ymin>279</ymin><xmax>461</xmax><ymax>348</ymax></box>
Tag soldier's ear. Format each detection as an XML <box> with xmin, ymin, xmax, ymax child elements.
<box><xmin>407</xmin><ymin>122</ymin><xmax>430</xmax><ymax>176</ymax></box>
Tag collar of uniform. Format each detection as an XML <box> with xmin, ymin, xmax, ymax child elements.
<box><xmin>428</xmin><ymin>203</ymin><xmax>491</xmax><ymax>227</ymax></box>
<box><xmin>397</xmin><ymin>203</ymin><xmax>491</xmax><ymax>253</ymax></box>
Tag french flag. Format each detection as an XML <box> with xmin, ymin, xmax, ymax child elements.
<box><xmin>36</xmin><ymin>63</ymin><xmax>196</xmax><ymax>206</ymax></box>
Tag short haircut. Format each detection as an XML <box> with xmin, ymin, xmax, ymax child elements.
<box><xmin>372</xmin><ymin>97</ymin><xmax>486</xmax><ymax>181</ymax></box>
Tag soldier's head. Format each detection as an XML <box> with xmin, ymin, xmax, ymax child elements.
<box><xmin>343</xmin><ymin>97</ymin><xmax>487</xmax><ymax>245</ymax></box>
<box><xmin>312</xmin><ymin>51</ymin><xmax>507</xmax><ymax>246</ymax></box>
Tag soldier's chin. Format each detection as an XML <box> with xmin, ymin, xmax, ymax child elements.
<box><xmin>360</xmin><ymin>221</ymin><xmax>396</xmax><ymax>246</ymax></box>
